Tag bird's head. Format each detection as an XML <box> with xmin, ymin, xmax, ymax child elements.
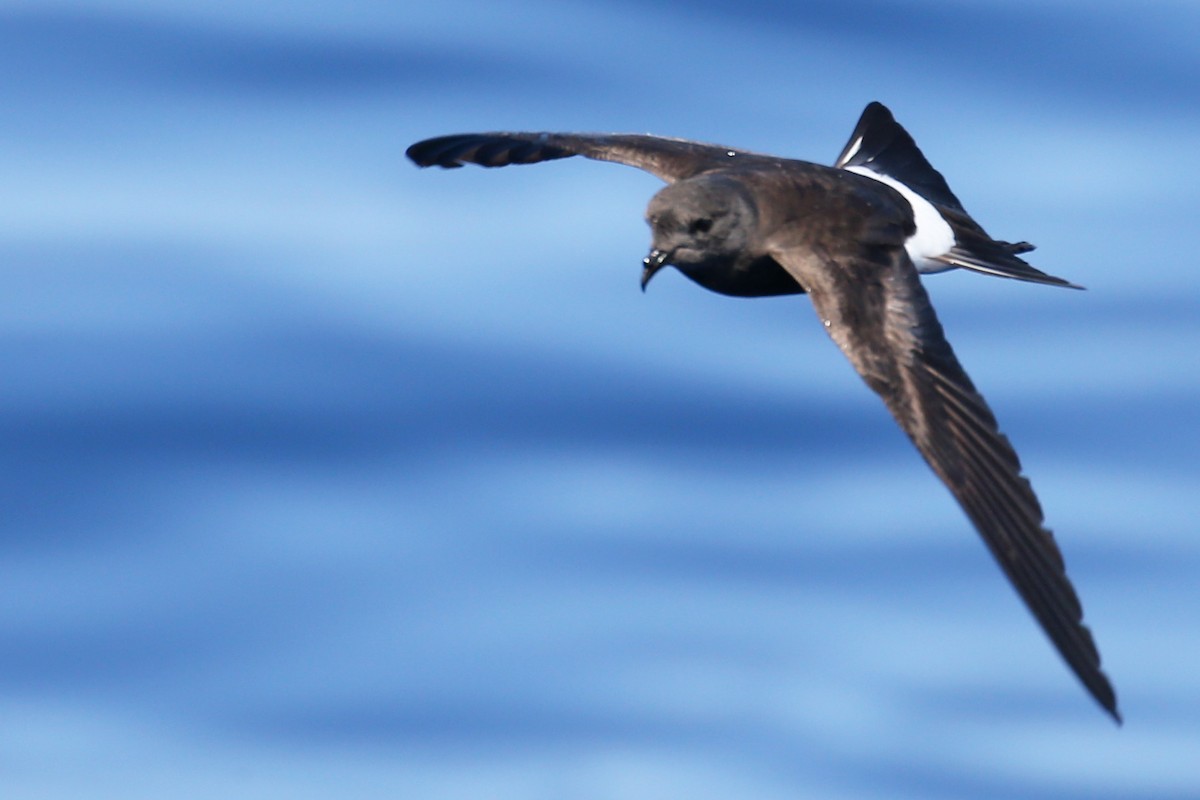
<box><xmin>641</xmin><ymin>175</ymin><xmax>757</xmax><ymax>290</ymax></box>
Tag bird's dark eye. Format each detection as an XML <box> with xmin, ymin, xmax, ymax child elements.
<box><xmin>689</xmin><ymin>217</ymin><xmax>713</xmax><ymax>234</ymax></box>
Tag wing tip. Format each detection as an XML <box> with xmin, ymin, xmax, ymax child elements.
<box><xmin>406</xmin><ymin>134</ymin><xmax>576</xmax><ymax>170</ymax></box>
<box><xmin>406</xmin><ymin>136</ymin><xmax>464</xmax><ymax>168</ymax></box>
<box><xmin>1091</xmin><ymin>670</ymin><xmax>1122</xmax><ymax>725</ymax></box>
<box><xmin>835</xmin><ymin>101</ymin><xmax>967</xmax><ymax>212</ymax></box>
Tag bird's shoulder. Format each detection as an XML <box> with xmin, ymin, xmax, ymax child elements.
<box><xmin>728</xmin><ymin>159</ymin><xmax>913</xmax><ymax>270</ymax></box>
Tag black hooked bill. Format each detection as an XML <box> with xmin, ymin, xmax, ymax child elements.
<box><xmin>641</xmin><ymin>249</ymin><xmax>670</xmax><ymax>291</ymax></box>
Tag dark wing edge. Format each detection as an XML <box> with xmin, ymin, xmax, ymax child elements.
<box><xmin>836</xmin><ymin>102</ymin><xmax>1083</xmax><ymax>290</ymax></box>
<box><xmin>406</xmin><ymin>132</ymin><xmax>741</xmax><ymax>183</ymax></box>
<box><xmin>773</xmin><ymin>242</ymin><xmax>1119</xmax><ymax>722</ymax></box>
<box><xmin>834</xmin><ymin>102</ymin><xmax>967</xmax><ymax>211</ymax></box>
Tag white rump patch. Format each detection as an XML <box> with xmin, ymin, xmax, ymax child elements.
<box><xmin>845</xmin><ymin>165</ymin><xmax>955</xmax><ymax>272</ymax></box>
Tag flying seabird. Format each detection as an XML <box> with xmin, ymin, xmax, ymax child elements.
<box><xmin>406</xmin><ymin>102</ymin><xmax>1119</xmax><ymax>722</ymax></box>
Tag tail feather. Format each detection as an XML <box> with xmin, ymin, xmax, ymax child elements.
<box><xmin>836</xmin><ymin>103</ymin><xmax>1081</xmax><ymax>289</ymax></box>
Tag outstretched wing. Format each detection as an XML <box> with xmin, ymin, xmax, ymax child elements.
<box><xmin>772</xmin><ymin>239</ymin><xmax>1119</xmax><ymax>721</ymax></box>
<box><xmin>836</xmin><ymin>102</ymin><xmax>1081</xmax><ymax>289</ymax></box>
<box><xmin>836</xmin><ymin>101</ymin><xmax>968</xmax><ymax>211</ymax></box>
<box><xmin>407</xmin><ymin>132</ymin><xmax>749</xmax><ymax>183</ymax></box>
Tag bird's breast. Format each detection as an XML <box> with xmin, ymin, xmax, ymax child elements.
<box><xmin>677</xmin><ymin>254</ymin><xmax>805</xmax><ymax>297</ymax></box>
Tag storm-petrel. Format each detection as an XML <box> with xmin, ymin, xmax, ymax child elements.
<box><xmin>406</xmin><ymin>102</ymin><xmax>1119</xmax><ymax>722</ymax></box>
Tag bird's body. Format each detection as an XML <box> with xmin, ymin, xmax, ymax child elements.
<box><xmin>407</xmin><ymin>102</ymin><xmax>1119</xmax><ymax>722</ymax></box>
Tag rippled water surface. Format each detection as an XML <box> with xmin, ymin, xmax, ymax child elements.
<box><xmin>3</xmin><ymin>2</ymin><xmax>1198</xmax><ymax>797</ymax></box>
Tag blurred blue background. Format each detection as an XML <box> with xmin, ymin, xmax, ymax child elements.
<box><xmin>2</xmin><ymin>1</ymin><xmax>1198</xmax><ymax>797</ymax></box>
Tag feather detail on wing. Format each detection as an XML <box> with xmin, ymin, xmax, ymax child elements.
<box><xmin>407</xmin><ymin>132</ymin><xmax>751</xmax><ymax>183</ymax></box>
<box><xmin>771</xmin><ymin>242</ymin><xmax>1119</xmax><ymax>721</ymax></box>
<box><xmin>835</xmin><ymin>102</ymin><xmax>1081</xmax><ymax>289</ymax></box>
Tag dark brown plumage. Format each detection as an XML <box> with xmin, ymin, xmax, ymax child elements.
<box><xmin>407</xmin><ymin>102</ymin><xmax>1119</xmax><ymax>722</ymax></box>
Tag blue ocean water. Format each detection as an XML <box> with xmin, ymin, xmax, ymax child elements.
<box><xmin>2</xmin><ymin>2</ymin><xmax>1198</xmax><ymax>797</ymax></box>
